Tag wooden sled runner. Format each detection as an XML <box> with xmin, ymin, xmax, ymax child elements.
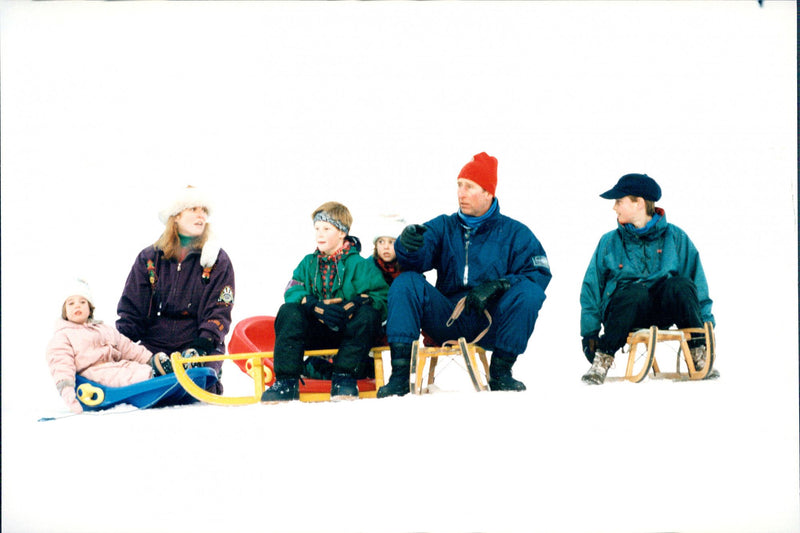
<box><xmin>608</xmin><ymin>321</ymin><xmax>716</xmax><ymax>382</ymax></box>
<box><xmin>409</xmin><ymin>297</ymin><xmax>492</xmax><ymax>395</ymax></box>
<box><xmin>410</xmin><ymin>338</ymin><xmax>490</xmax><ymax>394</ymax></box>
<box><xmin>172</xmin><ymin>315</ymin><xmax>388</xmax><ymax>405</ymax></box>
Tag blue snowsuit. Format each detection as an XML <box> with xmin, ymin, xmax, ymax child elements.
<box><xmin>387</xmin><ymin>201</ymin><xmax>550</xmax><ymax>356</ymax></box>
<box><xmin>580</xmin><ymin>209</ymin><xmax>714</xmax><ymax>348</ymax></box>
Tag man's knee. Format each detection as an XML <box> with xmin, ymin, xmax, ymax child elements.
<box><xmin>388</xmin><ymin>272</ymin><xmax>429</xmax><ymax>314</ymax></box>
<box><xmin>389</xmin><ymin>271</ymin><xmax>427</xmax><ymax>296</ymax></box>
<box><xmin>497</xmin><ymin>279</ymin><xmax>545</xmax><ymax>315</ymax></box>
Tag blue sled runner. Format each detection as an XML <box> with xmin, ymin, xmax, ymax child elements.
<box><xmin>75</xmin><ymin>367</ymin><xmax>218</xmax><ymax>411</ymax></box>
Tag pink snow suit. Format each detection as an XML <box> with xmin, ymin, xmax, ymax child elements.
<box><xmin>46</xmin><ymin>319</ymin><xmax>154</xmax><ymax>390</ymax></box>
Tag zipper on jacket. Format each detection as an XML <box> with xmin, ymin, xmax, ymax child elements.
<box><xmin>463</xmin><ymin>227</ymin><xmax>471</xmax><ymax>285</ymax></box>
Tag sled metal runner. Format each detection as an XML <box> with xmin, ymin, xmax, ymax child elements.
<box><xmin>171</xmin><ymin>348</ymin><xmax>387</xmax><ymax>405</ymax></box>
<box><xmin>410</xmin><ymin>338</ymin><xmax>489</xmax><ymax>395</ymax></box>
<box><xmin>608</xmin><ymin>322</ymin><xmax>716</xmax><ymax>382</ymax></box>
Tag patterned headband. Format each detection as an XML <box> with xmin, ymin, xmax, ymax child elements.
<box><xmin>313</xmin><ymin>211</ymin><xmax>349</xmax><ymax>234</ymax></box>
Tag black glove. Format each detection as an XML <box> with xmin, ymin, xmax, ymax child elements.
<box><xmin>312</xmin><ymin>300</ymin><xmax>347</xmax><ymax>332</ymax></box>
<box><xmin>399</xmin><ymin>224</ymin><xmax>427</xmax><ymax>252</ymax></box>
<box><xmin>582</xmin><ymin>335</ymin><xmax>599</xmax><ymax>363</ymax></box>
<box><xmin>189</xmin><ymin>336</ymin><xmax>216</xmax><ymax>356</ymax></box>
<box><xmin>301</xmin><ymin>294</ymin><xmax>319</xmax><ymax>318</ymax></box>
<box><xmin>464</xmin><ymin>279</ymin><xmax>511</xmax><ymax>314</ymax></box>
<box><xmin>180</xmin><ymin>338</ymin><xmax>214</xmax><ymax>368</ymax></box>
<box><xmin>343</xmin><ymin>294</ymin><xmax>371</xmax><ymax>320</ymax></box>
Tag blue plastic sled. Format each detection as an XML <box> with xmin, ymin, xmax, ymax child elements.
<box><xmin>75</xmin><ymin>367</ymin><xmax>219</xmax><ymax>411</ymax></box>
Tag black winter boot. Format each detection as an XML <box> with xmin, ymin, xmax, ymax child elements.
<box><xmin>330</xmin><ymin>373</ymin><xmax>359</xmax><ymax>401</ymax></box>
<box><xmin>377</xmin><ymin>343</ymin><xmax>412</xmax><ymax>398</ymax></box>
<box><xmin>260</xmin><ymin>378</ymin><xmax>300</xmax><ymax>403</ymax></box>
<box><xmin>488</xmin><ymin>352</ymin><xmax>526</xmax><ymax>391</ymax></box>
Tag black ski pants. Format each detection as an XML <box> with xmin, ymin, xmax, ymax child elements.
<box><xmin>273</xmin><ymin>302</ymin><xmax>381</xmax><ymax>380</ymax></box>
<box><xmin>597</xmin><ymin>276</ymin><xmax>704</xmax><ymax>356</ymax></box>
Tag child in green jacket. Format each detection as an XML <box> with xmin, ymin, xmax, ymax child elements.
<box><xmin>261</xmin><ymin>202</ymin><xmax>389</xmax><ymax>402</ymax></box>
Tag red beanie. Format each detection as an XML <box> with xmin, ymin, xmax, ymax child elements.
<box><xmin>458</xmin><ymin>152</ymin><xmax>498</xmax><ymax>196</ymax></box>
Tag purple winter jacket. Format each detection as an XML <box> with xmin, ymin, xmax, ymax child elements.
<box><xmin>116</xmin><ymin>244</ymin><xmax>235</xmax><ymax>367</ymax></box>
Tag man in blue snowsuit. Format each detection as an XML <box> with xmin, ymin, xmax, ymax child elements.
<box><xmin>580</xmin><ymin>173</ymin><xmax>715</xmax><ymax>384</ymax></box>
<box><xmin>378</xmin><ymin>152</ymin><xmax>551</xmax><ymax>396</ymax></box>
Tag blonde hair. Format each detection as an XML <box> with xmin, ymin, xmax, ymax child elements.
<box><xmin>155</xmin><ymin>216</ymin><xmax>211</xmax><ymax>261</ymax></box>
<box><xmin>311</xmin><ymin>201</ymin><xmax>352</xmax><ymax>233</ymax></box>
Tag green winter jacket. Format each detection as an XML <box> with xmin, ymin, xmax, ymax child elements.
<box><xmin>580</xmin><ymin>209</ymin><xmax>714</xmax><ymax>337</ymax></box>
<box><xmin>284</xmin><ymin>237</ymin><xmax>389</xmax><ymax>321</ymax></box>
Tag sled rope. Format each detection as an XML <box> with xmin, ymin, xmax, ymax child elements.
<box><xmin>443</xmin><ymin>296</ymin><xmax>492</xmax><ymax>346</ymax></box>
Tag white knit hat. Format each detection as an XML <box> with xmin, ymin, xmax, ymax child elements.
<box><xmin>64</xmin><ymin>278</ymin><xmax>95</xmax><ymax>306</ymax></box>
<box><xmin>372</xmin><ymin>214</ymin><xmax>407</xmax><ymax>244</ymax></box>
<box><xmin>158</xmin><ymin>185</ymin><xmax>213</xmax><ymax>225</ymax></box>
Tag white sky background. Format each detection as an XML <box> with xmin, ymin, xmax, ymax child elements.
<box><xmin>1</xmin><ymin>2</ymin><xmax>797</xmax><ymax>533</ymax></box>
<box><xmin>2</xmin><ymin>1</ymin><xmax>795</xmax><ymax>333</ymax></box>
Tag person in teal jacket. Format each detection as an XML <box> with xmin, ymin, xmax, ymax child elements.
<box><xmin>580</xmin><ymin>173</ymin><xmax>715</xmax><ymax>385</ymax></box>
<box><xmin>261</xmin><ymin>201</ymin><xmax>390</xmax><ymax>402</ymax></box>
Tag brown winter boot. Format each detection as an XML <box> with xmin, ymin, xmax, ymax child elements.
<box><xmin>581</xmin><ymin>352</ymin><xmax>614</xmax><ymax>385</ymax></box>
<box><xmin>690</xmin><ymin>345</ymin><xmax>707</xmax><ymax>371</ymax></box>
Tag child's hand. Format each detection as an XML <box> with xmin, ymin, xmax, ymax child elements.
<box><xmin>301</xmin><ymin>295</ymin><xmax>319</xmax><ymax>318</ymax></box>
<box><xmin>313</xmin><ymin>301</ymin><xmax>347</xmax><ymax>331</ymax></box>
<box><xmin>61</xmin><ymin>387</ymin><xmax>83</xmax><ymax>414</ymax></box>
<box><xmin>343</xmin><ymin>294</ymin><xmax>371</xmax><ymax>320</ymax></box>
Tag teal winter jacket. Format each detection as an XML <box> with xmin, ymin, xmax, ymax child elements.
<box><xmin>580</xmin><ymin>209</ymin><xmax>714</xmax><ymax>337</ymax></box>
<box><xmin>284</xmin><ymin>237</ymin><xmax>390</xmax><ymax>321</ymax></box>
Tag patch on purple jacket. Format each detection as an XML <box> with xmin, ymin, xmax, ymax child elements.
<box><xmin>218</xmin><ymin>286</ymin><xmax>234</xmax><ymax>305</ymax></box>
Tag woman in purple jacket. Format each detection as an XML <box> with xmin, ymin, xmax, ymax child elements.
<box><xmin>116</xmin><ymin>185</ymin><xmax>235</xmax><ymax>393</ymax></box>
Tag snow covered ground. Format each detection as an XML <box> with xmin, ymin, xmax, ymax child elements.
<box><xmin>1</xmin><ymin>2</ymin><xmax>797</xmax><ymax>532</ymax></box>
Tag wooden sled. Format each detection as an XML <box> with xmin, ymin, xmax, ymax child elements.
<box><xmin>408</xmin><ymin>296</ymin><xmax>494</xmax><ymax>395</ymax></box>
<box><xmin>410</xmin><ymin>338</ymin><xmax>489</xmax><ymax>395</ymax></box>
<box><xmin>607</xmin><ymin>321</ymin><xmax>716</xmax><ymax>382</ymax></box>
<box><xmin>172</xmin><ymin>346</ymin><xmax>388</xmax><ymax>405</ymax></box>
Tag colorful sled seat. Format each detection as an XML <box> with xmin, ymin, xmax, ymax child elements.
<box><xmin>228</xmin><ymin>315</ymin><xmax>386</xmax><ymax>402</ymax></box>
<box><xmin>75</xmin><ymin>367</ymin><xmax>219</xmax><ymax>411</ymax></box>
<box><xmin>228</xmin><ymin>315</ymin><xmax>277</xmax><ymax>388</ymax></box>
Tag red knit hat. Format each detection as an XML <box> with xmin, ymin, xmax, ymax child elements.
<box><xmin>457</xmin><ymin>152</ymin><xmax>498</xmax><ymax>196</ymax></box>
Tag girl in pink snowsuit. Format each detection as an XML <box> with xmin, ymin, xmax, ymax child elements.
<box><xmin>46</xmin><ymin>279</ymin><xmax>167</xmax><ymax>413</ymax></box>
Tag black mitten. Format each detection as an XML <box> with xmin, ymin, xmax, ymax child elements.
<box><xmin>302</xmin><ymin>294</ymin><xmax>320</xmax><ymax>318</ymax></box>
<box><xmin>343</xmin><ymin>294</ymin><xmax>371</xmax><ymax>320</ymax></box>
<box><xmin>398</xmin><ymin>224</ymin><xmax>428</xmax><ymax>252</ymax></box>
<box><xmin>190</xmin><ymin>336</ymin><xmax>216</xmax><ymax>356</ymax></box>
<box><xmin>464</xmin><ymin>279</ymin><xmax>511</xmax><ymax>314</ymax></box>
<box><xmin>312</xmin><ymin>301</ymin><xmax>347</xmax><ymax>331</ymax></box>
<box><xmin>582</xmin><ymin>335</ymin><xmax>599</xmax><ymax>363</ymax></box>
